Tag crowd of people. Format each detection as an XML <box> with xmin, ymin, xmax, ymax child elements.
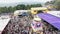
<box><xmin>1</xmin><ymin>13</ymin><xmax>32</xmax><ymax>34</ymax></box>
<box><xmin>1</xmin><ymin>13</ymin><xmax>60</xmax><ymax>34</ymax></box>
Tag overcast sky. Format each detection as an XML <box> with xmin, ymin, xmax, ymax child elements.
<box><xmin>0</xmin><ymin>0</ymin><xmax>52</xmax><ymax>7</ymax></box>
<box><xmin>0</xmin><ymin>0</ymin><xmax>52</xmax><ymax>4</ymax></box>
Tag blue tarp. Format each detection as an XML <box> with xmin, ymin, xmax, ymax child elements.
<box><xmin>37</xmin><ymin>13</ymin><xmax>60</xmax><ymax>30</ymax></box>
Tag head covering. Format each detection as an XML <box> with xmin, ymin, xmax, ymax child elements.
<box><xmin>33</xmin><ymin>18</ymin><xmax>41</xmax><ymax>21</ymax></box>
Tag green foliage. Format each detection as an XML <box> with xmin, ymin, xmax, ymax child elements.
<box><xmin>45</xmin><ymin>0</ymin><xmax>60</xmax><ymax>10</ymax></box>
<box><xmin>53</xmin><ymin>0</ymin><xmax>60</xmax><ymax>10</ymax></box>
<box><xmin>0</xmin><ymin>4</ymin><xmax>42</xmax><ymax>13</ymax></box>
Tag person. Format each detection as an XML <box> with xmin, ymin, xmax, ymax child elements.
<box><xmin>32</xmin><ymin>18</ymin><xmax>43</xmax><ymax>34</ymax></box>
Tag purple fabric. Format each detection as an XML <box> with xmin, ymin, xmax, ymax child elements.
<box><xmin>37</xmin><ymin>13</ymin><xmax>60</xmax><ymax>30</ymax></box>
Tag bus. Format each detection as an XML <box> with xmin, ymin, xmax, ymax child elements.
<box><xmin>31</xmin><ymin>7</ymin><xmax>49</xmax><ymax>15</ymax></box>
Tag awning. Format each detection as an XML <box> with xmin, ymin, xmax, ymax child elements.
<box><xmin>37</xmin><ymin>13</ymin><xmax>60</xmax><ymax>30</ymax></box>
<box><xmin>0</xmin><ymin>16</ymin><xmax>11</xmax><ymax>33</ymax></box>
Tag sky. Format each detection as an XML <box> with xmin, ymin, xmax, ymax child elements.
<box><xmin>0</xmin><ymin>0</ymin><xmax>52</xmax><ymax>7</ymax></box>
<box><xmin>0</xmin><ymin>0</ymin><xmax>52</xmax><ymax>4</ymax></box>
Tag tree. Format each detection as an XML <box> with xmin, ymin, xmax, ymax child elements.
<box><xmin>0</xmin><ymin>7</ymin><xmax>8</xmax><ymax>13</ymax></box>
<box><xmin>8</xmin><ymin>6</ymin><xmax>14</xmax><ymax>13</ymax></box>
<box><xmin>52</xmin><ymin>0</ymin><xmax>60</xmax><ymax>10</ymax></box>
<box><xmin>0</xmin><ymin>4</ymin><xmax>42</xmax><ymax>13</ymax></box>
<box><xmin>16</xmin><ymin>4</ymin><xmax>25</xmax><ymax>10</ymax></box>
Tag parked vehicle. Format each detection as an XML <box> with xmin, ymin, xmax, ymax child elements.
<box><xmin>31</xmin><ymin>7</ymin><xmax>49</xmax><ymax>15</ymax></box>
<box><xmin>14</xmin><ymin>10</ymin><xmax>30</xmax><ymax>17</ymax></box>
